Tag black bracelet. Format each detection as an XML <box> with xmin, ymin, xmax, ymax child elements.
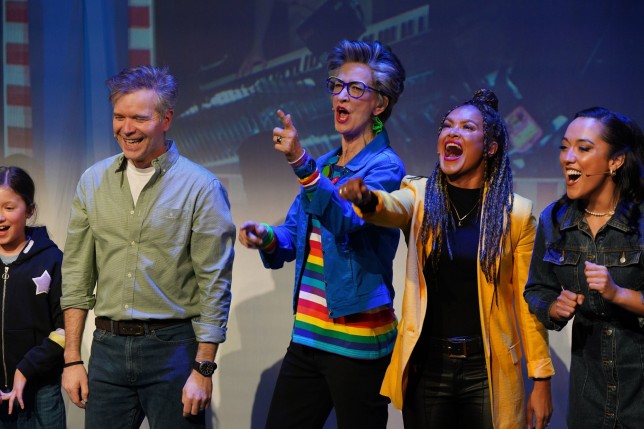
<box><xmin>63</xmin><ymin>360</ymin><xmax>84</xmax><ymax>368</ymax></box>
<box><xmin>532</xmin><ymin>376</ymin><xmax>551</xmax><ymax>381</ymax></box>
<box><xmin>357</xmin><ymin>191</ymin><xmax>378</xmax><ymax>213</ymax></box>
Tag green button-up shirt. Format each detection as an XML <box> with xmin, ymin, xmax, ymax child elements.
<box><xmin>61</xmin><ymin>141</ymin><xmax>235</xmax><ymax>343</ymax></box>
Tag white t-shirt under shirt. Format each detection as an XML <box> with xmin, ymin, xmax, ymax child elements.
<box><xmin>126</xmin><ymin>160</ymin><xmax>155</xmax><ymax>206</ymax></box>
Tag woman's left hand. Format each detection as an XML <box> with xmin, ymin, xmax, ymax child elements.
<box><xmin>273</xmin><ymin>109</ymin><xmax>304</xmax><ymax>163</ymax></box>
<box><xmin>585</xmin><ymin>261</ymin><xmax>620</xmax><ymax>301</ymax></box>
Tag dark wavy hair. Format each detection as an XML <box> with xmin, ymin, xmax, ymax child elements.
<box><xmin>575</xmin><ymin>107</ymin><xmax>644</xmax><ymax>203</ymax></box>
<box><xmin>552</xmin><ymin>106</ymin><xmax>644</xmax><ymax>230</ymax></box>
<box><xmin>106</xmin><ymin>65</ymin><xmax>178</xmax><ymax>118</ymax></box>
<box><xmin>0</xmin><ymin>166</ymin><xmax>36</xmax><ymax>217</ymax></box>
<box><xmin>419</xmin><ymin>89</ymin><xmax>514</xmax><ymax>287</ymax></box>
<box><xmin>327</xmin><ymin>40</ymin><xmax>406</xmax><ymax>123</ymax></box>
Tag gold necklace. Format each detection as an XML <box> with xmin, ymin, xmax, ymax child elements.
<box><xmin>450</xmin><ymin>200</ymin><xmax>480</xmax><ymax>227</ymax></box>
<box><xmin>584</xmin><ymin>207</ymin><xmax>615</xmax><ymax>217</ymax></box>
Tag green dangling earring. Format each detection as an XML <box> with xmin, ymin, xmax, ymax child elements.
<box><xmin>372</xmin><ymin>116</ymin><xmax>383</xmax><ymax>135</ymax></box>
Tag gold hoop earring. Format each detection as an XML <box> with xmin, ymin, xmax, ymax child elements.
<box><xmin>610</xmin><ymin>168</ymin><xmax>616</xmax><ymax>176</ymax></box>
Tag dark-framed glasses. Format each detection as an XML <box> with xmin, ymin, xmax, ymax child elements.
<box><xmin>325</xmin><ymin>77</ymin><xmax>380</xmax><ymax>99</ymax></box>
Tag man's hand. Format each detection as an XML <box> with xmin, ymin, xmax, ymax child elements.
<box><xmin>182</xmin><ymin>371</ymin><xmax>213</xmax><ymax>417</ymax></box>
<box><xmin>62</xmin><ymin>364</ymin><xmax>89</xmax><ymax>409</ymax></box>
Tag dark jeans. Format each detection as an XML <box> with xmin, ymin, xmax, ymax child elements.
<box><xmin>86</xmin><ymin>322</ymin><xmax>201</xmax><ymax>429</ymax></box>
<box><xmin>265</xmin><ymin>342</ymin><xmax>391</xmax><ymax>429</ymax></box>
<box><xmin>403</xmin><ymin>348</ymin><xmax>492</xmax><ymax>429</ymax></box>
<box><xmin>0</xmin><ymin>383</ymin><xmax>65</xmax><ymax>429</ymax></box>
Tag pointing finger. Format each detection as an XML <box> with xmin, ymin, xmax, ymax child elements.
<box><xmin>276</xmin><ymin>109</ymin><xmax>296</xmax><ymax>131</ymax></box>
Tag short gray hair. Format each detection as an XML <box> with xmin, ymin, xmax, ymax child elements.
<box><xmin>327</xmin><ymin>40</ymin><xmax>406</xmax><ymax>123</ymax></box>
<box><xmin>106</xmin><ymin>65</ymin><xmax>178</xmax><ymax>118</ymax></box>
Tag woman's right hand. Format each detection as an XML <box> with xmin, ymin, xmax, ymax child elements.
<box><xmin>338</xmin><ymin>178</ymin><xmax>372</xmax><ymax>206</ymax></box>
<box><xmin>549</xmin><ymin>289</ymin><xmax>584</xmax><ymax>321</ymax></box>
<box><xmin>238</xmin><ymin>221</ymin><xmax>268</xmax><ymax>249</ymax></box>
<box><xmin>273</xmin><ymin>110</ymin><xmax>304</xmax><ymax>163</ymax></box>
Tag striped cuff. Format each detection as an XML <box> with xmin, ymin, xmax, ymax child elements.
<box><xmin>260</xmin><ymin>223</ymin><xmax>277</xmax><ymax>253</ymax></box>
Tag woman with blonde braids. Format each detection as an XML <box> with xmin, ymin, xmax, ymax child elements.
<box><xmin>339</xmin><ymin>89</ymin><xmax>554</xmax><ymax>429</ymax></box>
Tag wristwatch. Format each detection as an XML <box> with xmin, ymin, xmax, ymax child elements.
<box><xmin>193</xmin><ymin>360</ymin><xmax>217</xmax><ymax>377</ymax></box>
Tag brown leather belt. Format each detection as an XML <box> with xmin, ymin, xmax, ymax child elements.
<box><xmin>95</xmin><ymin>317</ymin><xmax>189</xmax><ymax>336</ymax></box>
<box><xmin>432</xmin><ymin>336</ymin><xmax>484</xmax><ymax>359</ymax></box>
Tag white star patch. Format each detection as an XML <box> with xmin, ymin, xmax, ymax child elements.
<box><xmin>32</xmin><ymin>270</ymin><xmax>52</xmax><ymax>295</ymax></box>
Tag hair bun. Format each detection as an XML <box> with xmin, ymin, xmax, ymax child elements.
<box><xmin>472</xmin><ymin>89</ymin><xmax>499</xmax><ymax>112</ymax></box>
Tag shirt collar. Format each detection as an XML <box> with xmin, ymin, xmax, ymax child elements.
<box><xmin>114</xmin><ymin>139</ymin><xmax>179</xmax><ymax>176</ymax></box>
<box><xmin>323</xmin><ymin>128</ymin><xmax>391</xmax><ymax>170</ymax></box>
<box><xmin>559</xmin><ymin>199</ymin><xmax>633</xmax><ymax>233</ymax></box>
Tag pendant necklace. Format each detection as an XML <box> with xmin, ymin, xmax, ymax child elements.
<box><xmin>450</xmin><ymin>199</ymin><xmax>481</xmax><ymax>227</ymax></box>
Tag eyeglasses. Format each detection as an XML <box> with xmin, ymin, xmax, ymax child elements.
<box><xmin>325</xmin><ymin>77</ymin><xmax>380</xmax><ymax>99</ymax></box>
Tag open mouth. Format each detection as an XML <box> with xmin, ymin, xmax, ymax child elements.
<box><xmin>444</xmin><ymin>142</ymin><xmax>463</xmax><ymax>159</ymax></box>
<box><xmin>566</xmin><ymin>169</ymin><xmax>582</xmax><ymax>183</ymax></box>
<box><xmin>123</xmin><ymin>137</ymin><xmax>143</xmax><ymax>144</ymax></box>
<box><xmin>336</xmin><ymin>107</ymin><xmax>349</xmax><ymax>123</ymax></box>
<box><xmin>0</xmin><ymin>226</ymin><xmax>9</xmax><ymax>232</ymax></box>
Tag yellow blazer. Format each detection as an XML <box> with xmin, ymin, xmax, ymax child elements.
<box><xmin>357</xmin><ymin>176</ymin><xmax>554</xmax><ymax>429</ymax></box>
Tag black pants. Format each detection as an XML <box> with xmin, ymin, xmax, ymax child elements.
<box><xmin>265</xmin><ymin>342</ymin><xmax>391</xmax><ymax>429</ymax></box>
<box><xmin>403</xmin><ymin>349</ymin><xmax>492</xmax><ymax>429</ymax></box>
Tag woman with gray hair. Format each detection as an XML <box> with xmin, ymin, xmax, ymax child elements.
<box><xmin>239</xmin><ymin>40</ymin><xmax>406</xmax><ymax>428</ymax></box>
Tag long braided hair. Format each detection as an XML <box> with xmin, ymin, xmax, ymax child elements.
<box><xmin>419</xmin><ymin>89</ymin><xmax>514</xmax><ymax>288</ymax></box>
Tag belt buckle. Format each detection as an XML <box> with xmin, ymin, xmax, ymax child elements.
<box><xmin>120</xmin><ymin>323</ymin><xmax>145</xmax><ymax>336</ymax></box>
<box><xmin>447</xmin><ymin>338</ymin><xmax>468</xmax><ymax>359</ymax></box>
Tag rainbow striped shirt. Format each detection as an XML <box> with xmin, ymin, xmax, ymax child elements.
<box><xmin>288</xmin><ymin>152</ymin><xmax>397</xmax><ymax>359</ymax></box>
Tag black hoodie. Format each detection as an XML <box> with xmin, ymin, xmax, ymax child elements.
<box><xmin>1</xmin><ymin>226</ymin><xmax>64</xmax><ymax>395</ymax></box>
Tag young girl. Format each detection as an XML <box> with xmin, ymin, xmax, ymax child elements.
<box><xmin>0</xmin><ymin>166</ymin><xmax>65</xmax><ymax>428</ymax></box>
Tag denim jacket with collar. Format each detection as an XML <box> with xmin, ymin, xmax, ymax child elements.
<box><xmin>260</xmin><ymin>129</ymin><xmax>405</xmax><ymax>318</ymax></box>
<box><xmin>524</xmin><ymin>199</ymin><xmax>644</xmax><ymax>428</ymax></box>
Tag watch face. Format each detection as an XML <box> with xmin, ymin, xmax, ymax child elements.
<box><xmin>196</xmin><ymin>361</ymin><xmax>216</xmax><ymax>376</ymax></box>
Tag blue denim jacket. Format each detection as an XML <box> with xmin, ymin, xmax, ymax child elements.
<box><xmin>260</xmin><ymin>130</ymin><xmax>405</xmax><ymax>318</ymax></box>
<box><xmin>524</xmin><ymin>199</ymin><xmax>644</xmax><ymax>428</ymax></box>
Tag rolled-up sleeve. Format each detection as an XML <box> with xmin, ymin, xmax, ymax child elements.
<box><xmin>190</xmin><ymin>179</ymin><xmax>236</xmax><ymax>343</ymax></box>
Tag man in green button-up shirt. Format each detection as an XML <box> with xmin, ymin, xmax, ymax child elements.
<box><xmin>59</xmin><ymin>65</ymin><xmax>235</xmax><ymax>428</ymax></box>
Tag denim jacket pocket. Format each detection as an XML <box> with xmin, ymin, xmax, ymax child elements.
<box><xmin>604</xmin><ymin>250</ymin><xmax>640</xmax><ymax>267</ymax></box>
<box><xmin>543</xmin><ymin>246</ymin><xmax>582</xmax><ymax>293</ymax></box>
<box><xmin>603</xmin><ymin>250</ymin><xmax>641</xmax><ymax>290</ymax></box>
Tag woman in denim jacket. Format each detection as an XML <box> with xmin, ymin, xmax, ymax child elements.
<box><xmin>524</xmin><ymin>107</ymin><xmax>644</xmax><ymax>429</ymax></box>
<box><xmin>238</xmin><ymin>40</ymin><xmax>406</xmax><ymax>428</ymax></box>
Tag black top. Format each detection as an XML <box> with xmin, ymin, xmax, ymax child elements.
<box><xmin>421</xmin><ymin>183</ymin><xmax>483</xmax><ymax>342</ymax></box>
